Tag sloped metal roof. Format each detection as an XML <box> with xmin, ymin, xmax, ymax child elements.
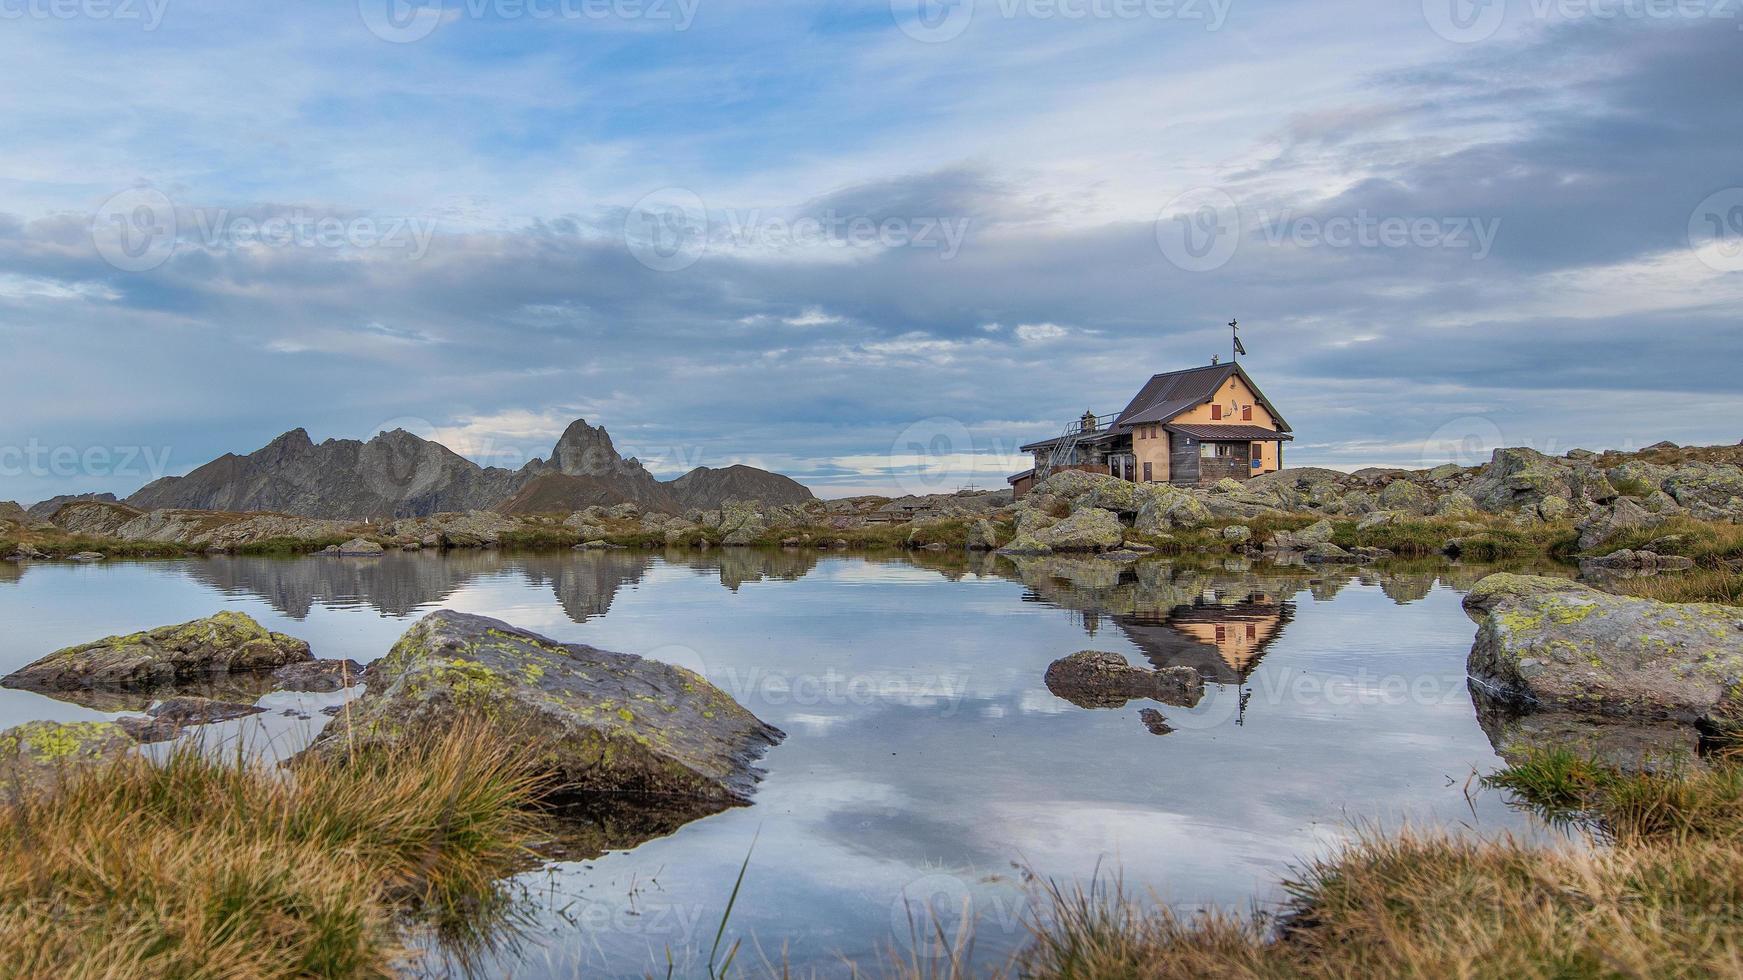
<box><xmin>1115</xmin><ymin>362</ymin><xmax>1291</xmax><ymax>432</ymax></box>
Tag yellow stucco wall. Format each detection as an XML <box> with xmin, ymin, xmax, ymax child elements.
<box><xmin>1157</xmin><ymin>372</ymin><xmax>1284</xmax><ymax>477</ymax></box>
<box><xmin>1172</xmin><ymin>374</ymin><xmax>1277</xmax><ymax>428</ymax></box>
<box><xmin>1132</xmin><ymin>422</ymin><xmax>1170</xmax><ymax>482</ymax></box>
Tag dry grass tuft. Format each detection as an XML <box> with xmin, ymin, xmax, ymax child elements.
<box><xmin>0</xmin><ymin>720</ymin><xmax>547</xmax><ymax>979</ymax></box>
<box><xmin>862</xmin><ymin>755</ymin><xmax>1743</xmax><ymax>980</ymax></box>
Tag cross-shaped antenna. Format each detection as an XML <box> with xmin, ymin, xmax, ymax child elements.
<box><xmin>1229</xmin><ymin>319</ymin><xmax>1246</xmax><ymax>359</ymax></box>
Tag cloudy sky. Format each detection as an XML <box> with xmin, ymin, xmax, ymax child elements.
<box><xmin>1</xmin><ymin>0</ymin><xmax>1739</xmax><ymax>504</ymax></box>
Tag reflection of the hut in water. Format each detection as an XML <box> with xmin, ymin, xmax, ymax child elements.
<box><xmin>1116</xmin><ymin>591</ymin><xmax>1294</xmax><ymax>687</ymax></box>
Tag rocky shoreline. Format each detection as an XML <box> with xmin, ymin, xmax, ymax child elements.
<box><xmin>7</xmin><ymin>442</ymin><xmax>1737</xmax><ymax>567</ymax></box>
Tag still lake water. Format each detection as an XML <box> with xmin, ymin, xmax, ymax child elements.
<box><xmin>0</xmin><ymin>549</ymin><xmax>1549</xmax><ymax>976</ymax></box>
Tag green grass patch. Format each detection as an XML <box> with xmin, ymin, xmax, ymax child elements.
<box><xmin>1594</xmin><ymin>516</ymin><xmax>1743</xmax><ymax>563</ymax></box>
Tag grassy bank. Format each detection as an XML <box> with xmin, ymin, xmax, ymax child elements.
<box><xmin>0</xmin><ymin>723</ymin><xmax>545</xmax><ymax>978</ymax></box>
<box><xmin>1591</xmin><ymin>516</ymin><xmax>1743</xmax><ymax>606</ymax></box>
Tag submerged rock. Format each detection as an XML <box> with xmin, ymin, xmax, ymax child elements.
<box><xmin>1471</xmin><ymin>684</ymin><xmax>1703</xmax><ymax>774</ymax></box>
<box><xmin>334</xmin><ymin>537</ymin><xmax>385</xmax><ymax>557</ymax></box>
<box><xmin>1</xmin><ymin>611</ymin><xmax>313</xmax><ymax>692</ymax></box>
<box><xmin>1043</xmin><ymin>650</ymin><xmax>1204</xmax><ymax>709</ymax></box>
<box><xmin>116</xmin><ymin>696</ymin><xmax>266</xmax><ymax>743</ymax></box>
<box><xmin>1137</xmin><ymin>707</ymin><xmax>1174</xmax><ymax>735</ymax></box>
<box><xmin>1463</xmin><ymin>574</ymin><xmax>1743</xmax><ymax>729</ymax></box>
<box><xmin>271</xmin><ymin>658</ymin><xmax>366</xmax><ymax>692</ymax></box>
<box><xmin>305</xmin><ymin>610</ymin><xmax>784</xmax><ymax>804</ymax></box>
<box><xmin>0</xmin><ymin>720</ymin><xmax>134</xmax><ymax>795</ymax></box>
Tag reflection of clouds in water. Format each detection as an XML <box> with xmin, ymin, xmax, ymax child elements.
<box><xmin>1018</xmin><ymin>689</ymin><xmax>1073</xmax><ymax>714</ymax></box>
<box><xmin>1</xmin><ymin>550</ymin><xmax>1565</xmax><ymax>976</ymax></box>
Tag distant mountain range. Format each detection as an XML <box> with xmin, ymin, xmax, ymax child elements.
<box><xmin>123</xmin><ymin>420</ymin><xmax>812</xmax><ymax>519</ymax></box>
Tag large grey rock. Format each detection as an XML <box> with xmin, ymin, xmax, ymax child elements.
<box><xmin>1433</xmin><ymin>491</ymin><xmax>1480</xmax><ymax>517</ymax></box>
<box><xmin>965</xmin><ymin>519</ymin><xmax>1002</xmax><ymax>551</ymax></box>
<box><xmin>1467</xmin><ymin>448</ymin><xmax>1574</xmax><ymax>512</ymax></box>
<box><xmin>1574</xmin><ymin>497</ymin><xmax>1659</xmax><ymax>551</ymax></box>
<box><xmin>1028</xmin><ymin>469</ymin><xmax>1118</xmax><ymax>503</ymax></box>
<box><xmin>2</xmin><ymin>611</ymin><xmax>313</xmax><ymax>692</ymax></box>
<box><xmin>1662</xmin><ymin>463</ymin><xmax>1743</xmax><ymax>520</ymax></box>
<box><xmin>1135</xmin><ymin>489</ymin><xmax>1211</xmax><ymax>534</ymax></box>
<box><xmin>1075</xmin><ymin>479</ymin><xmax>1147</xmax><ymax>516</ymax></box>
<box><xmin>335</xmin><ymin>537</ymin><xmax>384</xmax><ymax>557</ymax></box>
<box><xmin>1033</xmin><ymin>507</ymin><xmax>1124</xmax><ymax>552</ymax></box>
<box><xmin>1463</xmin><ymin>574</ymin><xmax>1743</xmax><ymax>729</ymax></box>
<box><xmin>305</xmin><ymin>610</ymin><xmax>784</xmax><ymax>804</ymax></box>
<box><xmin>1377</xmin><ymin>480</ymin><xmax>1432</xmax><ymax>515</ymax></box>
<box><xmin>716</xmin><ymin>500</ymin><xmax>769</xmax><ymax>546</ymax></box>
<box><xmin>1267</xmin><ymin>519</ymin><xmax>1335</xmax><ymax>551</ymax></box>
<box><xmin>1043</xmin><ymin>651</ymin><xmax>1204</xmax><ymax>709</ymax></box>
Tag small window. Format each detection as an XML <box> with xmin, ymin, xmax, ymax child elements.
<box><xmin>1215</xmin><ymin>625</ymin><xmax>1226</xmax><ymax>643</ymax></box>
<box><xmin>1211</xmin><ymin>404</ymin><xmax>1222</xmax><ymax>420</ymax></box>
<box><xmin>1241</xmin><ymin>405</ymin><xmax>1252</xmax><ymax>421</ymax></box>
<box><xmin>1245</xmin><ymin>624</ymin><xmax>1256</xmax><ymax>640</ymax></box>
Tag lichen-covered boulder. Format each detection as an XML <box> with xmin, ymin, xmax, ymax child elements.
<box><xmin>1468</xmin><ymin>447</ymin><xmax>1572</xmax><ymax>512</ymax></box>
<box><xmin>716</xmin><ymin>501</ymin><xmax>768</xmax><ymax>546</ymax></box>
<box><xmin>335</xmin><ymin>537</ymin><xmax>384</xmax><ymax>557</ymax></box>
<box><xmin>1463</xmin><ymin>574</ymin><xmax>1743</xmax><ymax>729</ymax></box>
<box><xmin>1075</xmin><ymin>479</ymin><xmax>1147</xmax><ymax>516</ymax></box>
<box><xmin>1662</xmin><ymin>464</ymin><xmax>1743</xmax><ymax>521</ymax></box>
<box><xmin>1302</xmin><ymin>542</ymin><xmax>1360</xmax><ymax>563</ymax></box>
<box><xmin>0</xmin><ymin>721</ymin><xmax>134</xmax><ymax>795</ymax></box>
<box><xmin>1033</xmin><ymin>507</ymin><xmax>1123</xmax><ymax>552</ymax></box>
<box><xmin>1029</xmin><ymin>469</ymin><xmax>1116</xmax><ymax>502</ymax></box>
<box><xmin>1266</xmin><ymin>518</ymin><xmax>1335</xmax><ymax>551</ymax></box>
<box><xmin>1378</xmin><ymin>480</ymin><xmax>1432</xmax><ymax>515</ymax></box>
<box><xmin>1574</xmin><ymin>497</ymin><xmax>1659</xmax><ymax>551</ymax></box>
<box><xmin>965</xmin><ymin>519</ymin><xmax>1002</xmax><ymax>551</ymax></box>
<box><xmin>1043</xmin><ymin>651</ymin><xmax>1204</xmax><ymax>709</ymax></box>
<box><xmin>1135</xmin><ymin>489</ymin><xmax>1211</xmax><ymax>535</ymax></box>
<box><xmin>1433</xmin><ymin>491</ymin><xmax>1480</xmax><ymax>517</ymax></box>
<box><xmin>305</xmin><ymin>610</ymin><xmax>783</xmax><ymax>804</ymax></box>
<box><xmin>1</xmin><ymin>611</ymin><xmax>312</xmax><ymax>692</ymax></box>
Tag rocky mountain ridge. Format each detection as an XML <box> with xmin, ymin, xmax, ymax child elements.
<box><xmin>123</xmin><ymin>419</ymin><xmax>812</xmax><ymax>519</ymax></box>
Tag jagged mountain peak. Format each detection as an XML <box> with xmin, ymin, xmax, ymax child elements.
<box><xmin>123</xmin><ymin>417</ymin><xmax>812</xmax><ymax>518</ymax></box>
